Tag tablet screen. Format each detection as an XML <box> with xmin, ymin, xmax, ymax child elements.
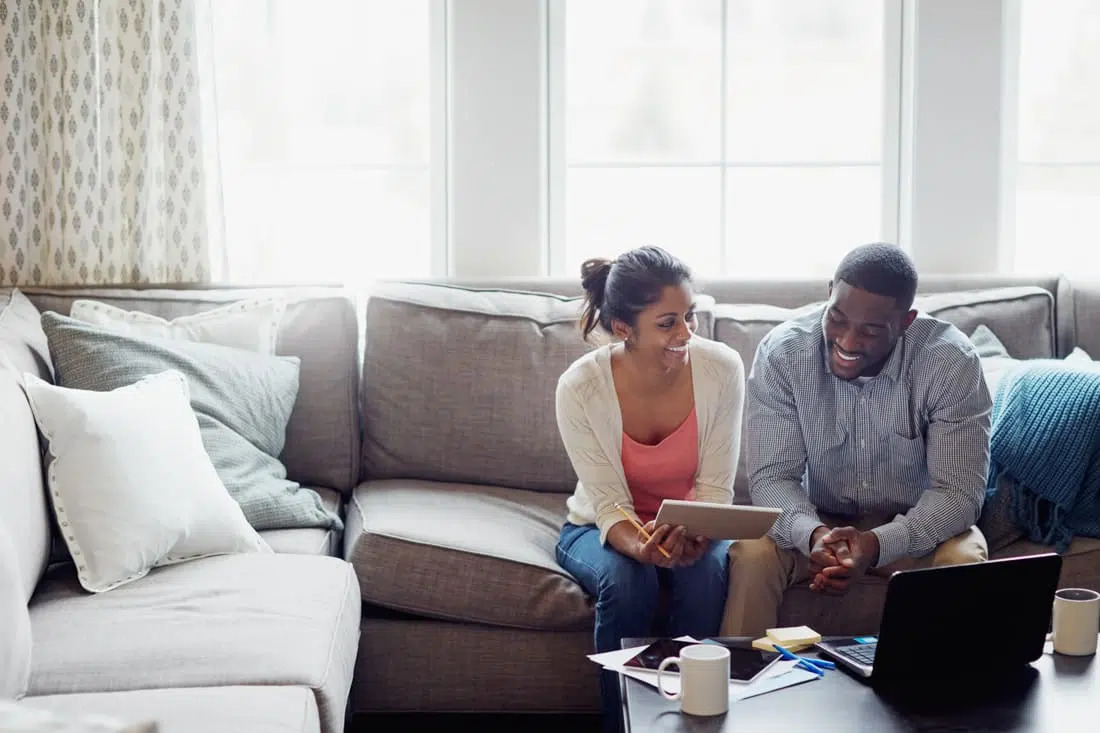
<box><xmin>622</xmin><ymin>639</ymin><xmax>779</xmax><ymax>682</ymax></box>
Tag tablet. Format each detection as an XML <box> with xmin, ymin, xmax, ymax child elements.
<box><xmin>622</xmin><ymin>639</ymin><xmax>781</xmax><ymax>684</ymax></box>
<box><xmin>654</xmin><ymin>500</ymin><xmax>781</xmax><ymax>541</ymax></box>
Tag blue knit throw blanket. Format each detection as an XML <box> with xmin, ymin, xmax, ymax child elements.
<box><xmin>987</xmin><ymin>360</ymin><xmax>1100</xmax><ymax>552</ymax></box>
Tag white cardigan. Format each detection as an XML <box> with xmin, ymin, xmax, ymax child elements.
<box><xmin>556</xmin><ymin>337</ymin><xmax>746</xmax><ymax>544</ymax></box>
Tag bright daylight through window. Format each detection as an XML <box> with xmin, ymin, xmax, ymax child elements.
<box><xmin>1013</xmin><ymin>0</ymin><xmax>1100</xmax><ymax>273</ymax></box>
<box><xmin>207</xmin><ymin>0</ymin><xmax>432</xmax><ymax>284</ymax></box>
<box><xmin>560</xmin><ymin>0</ymin><xmax>886</xmax><ymax>277</ymax></box>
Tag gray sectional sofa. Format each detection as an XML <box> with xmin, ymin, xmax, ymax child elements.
<box><xmin>2</xmin><ymin>274</ymin><xmax>1099</xmax><ymax>729</ymax></box>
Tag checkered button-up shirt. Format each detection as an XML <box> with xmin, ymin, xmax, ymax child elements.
<box><xmin>745</xmin><ymin>306</ymin><xmax>992</xmax><ymax>568</ymax></box>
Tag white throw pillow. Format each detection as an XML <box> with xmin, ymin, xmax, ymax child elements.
<box><xmin>22</xmin><ymin>371</ymin><xmax>270</xmax><ymax>593</ymax></box>
<box><xmin>1066</xmin><ymin>346</ymin><xmax>1095</xmax><ymax>364</ymax></box>
<box><xmin>69</xmin><ymin>298</ymin><xmax>286</xmax><ymax>354</ymax></box>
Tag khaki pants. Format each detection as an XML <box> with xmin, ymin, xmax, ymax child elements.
<box><xmin>719</xmin><ymin>514</ymin><xmax>988</xmax><ymax>637</ymax></box>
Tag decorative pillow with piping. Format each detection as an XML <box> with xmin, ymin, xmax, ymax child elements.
<box><xmin>22</xmin><ymin>371</ymin><xmax>270</xmax><ymax>593</ymax></box>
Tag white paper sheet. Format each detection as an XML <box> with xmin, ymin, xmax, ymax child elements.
<box><xmin>587</xmin><ymin>637</ymin><xmax>820</xmax><ymax>703</ymax></box>
<box><xmin>619</xmin><ymin>660</ymin><xmax>820</xmax><ymax>702</ymax></box>
<box><xmin>586</xmin><ymin>636</ymin><xmax>700</xmax><ymax>670</ymax></box>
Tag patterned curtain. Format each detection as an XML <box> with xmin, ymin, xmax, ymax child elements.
<box><xmin>0</xmin><ymin>0</ymin><xmax>214</xmax><ymax>286</ymax></box>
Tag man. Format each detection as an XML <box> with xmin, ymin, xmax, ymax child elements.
<box><xmin>721</xmin><ymin>242</ymin><xmax>991</xmax><ymax>637</ymax></box>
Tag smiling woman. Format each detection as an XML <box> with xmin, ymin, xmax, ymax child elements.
<box><xmin>553</xmin><ymin>245</ymin><xmax>746</xmax><ymax>730</ymax></box>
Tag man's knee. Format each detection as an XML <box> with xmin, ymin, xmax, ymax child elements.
<box><xmin>729</xmin><ymin>537</ymin><xmax>788</xmax><ymax>583</ymax></box>
<box><xmin>932</xmin><ymin>526</ymin><xmax>989</xmax><ymax>566</ymax></box>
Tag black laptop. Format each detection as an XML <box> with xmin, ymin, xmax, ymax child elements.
<box><xmin>816</xmin><ymin>553</ymin><xmax>1062</xmax><ymax>688</ymax></box>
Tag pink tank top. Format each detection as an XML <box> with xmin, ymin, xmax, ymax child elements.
<box><xmin>621</xmin><ymin>406</ymin><xmax>699</xmax><ymax>524</ymax></box>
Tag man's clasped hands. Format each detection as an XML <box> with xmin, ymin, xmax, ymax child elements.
<box><xmin>808</xmin><ymin>526</ymin><xmax>883</xmax><ymax>594</ymax></box>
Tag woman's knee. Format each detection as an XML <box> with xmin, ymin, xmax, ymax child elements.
<box><xmin>681</xmin><ymin>541</ymin><xmax>731</xmax><ymax>586</ymax></box>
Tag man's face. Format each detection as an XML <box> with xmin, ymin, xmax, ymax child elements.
<box><xmin>823</xmin><ymin>280</ymin><xmax>915</xmax><ymax>380</ymax></box>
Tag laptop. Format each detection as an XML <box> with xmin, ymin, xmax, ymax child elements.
<box><xmin>816</xmin><ymin>553</ymin><xmax>1062</xmax><ymax>688</ymax></box>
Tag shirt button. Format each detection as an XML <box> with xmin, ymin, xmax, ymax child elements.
<box><xmin>860</xmin><ymin>439</ymin><xmax>866</xmax><ymax>448</ymax></box>
<box><xmin>862</xmin><ymin>481</ymin><xmax>869</xmax><ymax>488</ymax></box>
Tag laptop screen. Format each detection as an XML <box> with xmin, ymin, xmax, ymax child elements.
<box><xmin>872</xmin><ymin>553</ymin><xmax>1061</xmax><ymax>681</ymax></box>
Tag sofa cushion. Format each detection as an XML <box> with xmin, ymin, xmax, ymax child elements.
<box><xmin>261</xmin><ymin>487</ymin><xmax>344</xmax><ymax>556</ymax></box>
<box><xmin>23</xmin><ymin>287</ymin><xmax>360</xmax><ymax>493</ymax></box>
<box><xmin>992</xmin><ymin>535</ymin><xmax>1100</xmax><ymax>592</ymax></box>
<box><xmin>1</xmin><ymin>528</ymin><xmax>31</xmax><ymax>700</ymax></box>
<box><xmin>27</xmin><ymin>554</ymin><xmax>359</xmax><ymax>733</ymax></box>
<box><xmin>0</xmin><ymin>701</ymin><xmax>153</xmax><ymax>732</ymax></box>
<box><xmin>346</xmin><ymin>479</ymin><xmax>593</xmax><ymax>630</ymax></box>
<box><xmin>360</xmin><ymin>282</ymin><xmax>714</xmax><ymax>492</ymax></box>
<box><xmin>915</xmin><ymin>286</ymin><xmax>1055</xmax><ymax>359</ymax></box>
<box><xmin>0</xmin><ymin>291</ymin><xmax>53</xmax><ymax>602</ymax></box>
<box><xmin>714</xmin><ymin>286</ymin><xmax>1057</xmax><ymax>500</ymax></box>
<box><xmin>20</xmin><ymin>686</ymin><xmax>320</xmax><ymax>733</ymax></box>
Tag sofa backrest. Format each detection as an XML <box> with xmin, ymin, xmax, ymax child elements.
<box><xmin>1061</xmin><ymin>279</ymin><xmax>1100</xmax><ymax>359</ymax></box>
<box><xmin>0</xmin><ymin>290</ymin><xmax>54</xmax><ymax>602</ymax></box>
<box><xmin>360</xmin><ymin>282</ymin><xmax>717</xmax><ymax>492</ymax></box>
<box><xmin>376</xmin><ymin>277</ymin><xmax>1056</xmax><ymax>499</ymax></box>
<box><xmin>21</xmin><ymin>286</ymin><xmax>362</xmax><ymax>494</ymax></box>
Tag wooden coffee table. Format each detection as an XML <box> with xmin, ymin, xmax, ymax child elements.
<box><xmin>620</xmin><ymin>636</ymin><xmax>1098</xmax><ymax>733</ymax></box>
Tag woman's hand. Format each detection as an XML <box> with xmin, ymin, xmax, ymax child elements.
<box><xmin>606</xmin><ymin>519</ymin><xmax>691</xmax><ymax>567</ymax></box>
<box><xmin>676</xmin><ymin>534</ymin><xmax>710</xmax><ymax>567</ymax></box>
<box><xmin>638</xmin><ymin>521</ymin><xmax>688</xmax><ymax>567</ymax></box>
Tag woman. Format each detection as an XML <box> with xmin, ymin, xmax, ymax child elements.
<box><xmin>554</xmin><ymin>245</ymin><xmax>745</xmax><ymax>728</ymax></box>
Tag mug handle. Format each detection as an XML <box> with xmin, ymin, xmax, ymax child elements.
<box><xmin>656</xmin><ymin>656</ymin><xmax>682</xmax><ymax>701</ymax></box>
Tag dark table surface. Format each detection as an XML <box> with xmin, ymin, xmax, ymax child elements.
<box><xmin>620</xmin><ymin>637</ymin><xmax>1098</xmax><ymax>733</ymax></box>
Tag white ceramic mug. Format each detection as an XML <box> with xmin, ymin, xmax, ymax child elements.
<box><xmin>1051</xmin><ymin>588</ymin><xmax>1100</xmax><ymax>656</ymax></box>
<box><xmin>656</xmin><ymin>644</ymin><xmax>730</xmax><ymax>717</ymax></box>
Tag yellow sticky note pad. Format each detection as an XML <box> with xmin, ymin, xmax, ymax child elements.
<box><xmin>765</xmin><ymin>625</ymin><xmax>822</xmax><ymax>647</ymax></box>
<box><xmin>752</xmin><ymin>636</ymin><xmax>815</xmax><ymax>653</ymax></box>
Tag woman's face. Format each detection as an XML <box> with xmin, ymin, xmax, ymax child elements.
<box><xmin>615</xmin><ymin>282</ymin><xmax>697</xmax><ymax>370</ymax></box>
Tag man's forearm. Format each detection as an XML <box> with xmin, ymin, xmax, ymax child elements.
<box><xmin>752</xmin><ymin>478</ymin><xmax>823</xmax><ymax>555</ymax></box>
<box><xmin>870</xmin><ymin>492</ymin><xmax>976</xmax><ymax>568</ymax></box>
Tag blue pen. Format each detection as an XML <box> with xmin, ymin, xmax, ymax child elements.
<box><xmin>771</xmin><ymin>644</ymin><xmax>834</xmax><ymax>674</ymax></box>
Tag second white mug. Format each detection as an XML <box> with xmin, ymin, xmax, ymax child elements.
<box><xmin>656</xmin><ymin>644</ymin><xmax>730</xmax><ymax>717</ymax></box>
<box><xmin>1051</xmin><ymin>587</ymin><xmax>1100</xmax><ymax>656</ymax></box>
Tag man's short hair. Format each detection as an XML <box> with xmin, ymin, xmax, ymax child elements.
<box><xmin>834</xmin><ymin>243</ymin><xmax>918</xmax><ymax>311</ymax></box>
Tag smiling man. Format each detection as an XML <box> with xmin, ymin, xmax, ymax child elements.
<box><xmin>720</xmin><ymin>242</ymin><xmax>992</xmax><ymax>637</ymax></box>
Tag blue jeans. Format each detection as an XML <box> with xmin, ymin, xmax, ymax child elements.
<box><xmin>556</xmin><ymin>522</ymin><xmax>731</xmax><ymax>731</ymax></box>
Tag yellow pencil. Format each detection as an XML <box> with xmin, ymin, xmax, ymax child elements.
<box><xmin>614</xmin><ymin>503</ymin><xmax>673</xmax><ymax>559</ymax></box>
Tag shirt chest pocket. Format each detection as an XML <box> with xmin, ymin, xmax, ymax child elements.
<box><xmin>884</xmin><ymin>431</ymin><xmax>926</xmax><ymax>471</ymax></box>
<box><xmin>873</xmin><ymin>386</ymin><xmax>928</xmax><ymax>441</ymax></box>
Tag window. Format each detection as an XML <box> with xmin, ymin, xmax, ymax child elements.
<box><xmin>207</xmin><ymin>0</ymin><xmax>437</xmax><ymax>284</ymax></box>
<box><xmin>556</xmin><ymin>0</ymin><xmax>888</xmax><ymax>277</ymax></box>
<box><xmin>1013</xmin><ymin>0</ymin><xmax>1100</xmax><ymax>273</ymax></box>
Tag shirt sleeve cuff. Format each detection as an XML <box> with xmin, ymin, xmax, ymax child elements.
<box><xmin>596</xmin><ymin>505</ymin><xmax>637</xmax><ymax>546</ymax></box>
<box><xmin>871</xmin><ymin>521</ymin><xmax>910</xmax><ymax>568</ymax></box>
<box><xmin>790</xmin><ymin>514</ymin><xmax>825</xmax><ymax>558</ymax></box>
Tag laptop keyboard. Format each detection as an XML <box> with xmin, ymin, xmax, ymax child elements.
<box><xmin>834</xmin><ymin>641</ymin><xmax>877</xmax><ymax>666</ymax></box>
